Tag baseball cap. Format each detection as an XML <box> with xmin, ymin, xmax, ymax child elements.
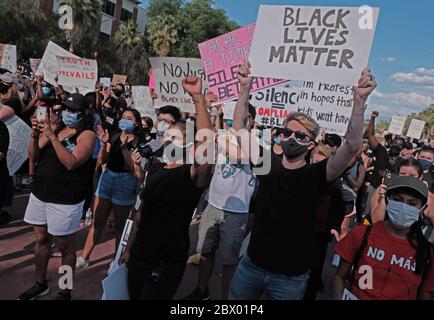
<box><xmin>386</xmin><ymin>175</ymin><xmax>429</xmax><ymax>203</ymax></box>
<box><xmin>61</xmin><ymin>93</ymin><xmax>88</xmax><ymax>111</ymax></box>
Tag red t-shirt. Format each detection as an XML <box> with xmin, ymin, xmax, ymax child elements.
<box><xmin>335</xmin><ymin>221</ymin><xmax>434</xmax><ymax>300</ymax></box>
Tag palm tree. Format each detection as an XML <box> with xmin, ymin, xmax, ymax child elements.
<box><xmin>60</xmin><ymin>0</ymin><xmax>103</xmax><ymax>53</ymax></box>
<box><xmin>114</xmin><ymin>20</ymin><xmax>144</xmax><ymax>74</ymax></box>
<box><xmin>147</xmin><ymin>15</ymin><xmax>179</xmax><ymax>57</ymax></box>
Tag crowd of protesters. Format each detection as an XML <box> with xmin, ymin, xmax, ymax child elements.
<box><xmin>0</xmin><ymin>57</ymin><xmax>433</xmax><ymax>300</ymax></box>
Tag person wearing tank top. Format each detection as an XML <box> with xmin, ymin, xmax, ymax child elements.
<box><xmin>119</xmin><ymin>76</ymin><xmax>213</xmax><ymax>300</ymax></box>
<box><xmin>77</xmin><ymin>108</ymin><xmax>144</xmax><ymax>270</ymax></box>
<box><xmin>20</xmin><ymin>93</ymin><xmax>96</xmax><ymax>300</ymax></box>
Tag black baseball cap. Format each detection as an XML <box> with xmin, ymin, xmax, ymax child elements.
<box><xmin>61</xmin><ymin>93</ymin><xmax>88</xmax><ymax>111</ymax></box>
<box><xmin>386</xmin><ymin>175</ymin><xmax>429</xmax><ymax>203</ymax></box>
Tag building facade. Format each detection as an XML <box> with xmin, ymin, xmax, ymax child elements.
<box><xmin>40</xmin><ymin>0</ymin><xmax>147</xmax><ymax>44</ymax></box>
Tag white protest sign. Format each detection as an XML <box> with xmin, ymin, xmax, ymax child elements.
<box><xmin>4</xmin><ymin>116</ymin><xmax>32</xmax><ymax>175</ymax></box>
<box><xmin>131</xmin><ymin>86</ymin><xmax>155</xmax><ymax>116</ymax></box>
<box><xmin>56</xmin><ymin>55</ymin><xmax>98</xmax><ymax>90</ymax></box>
<box><xmin>29</xmin><ymin>58</ymin><xmax>42</xmax><ymax>75</ymax></box>
<box><xmin>251</xmin><ymin>81</ymin><xmax>354</xmax><ymax>134</ymax></box>
<box><xmin>388</xmin><ymin>115</ymin><xmax>407</xmax><ymax>136</ymax></box>
<box><xmin>150</xmin><ymin>57</ymin><xmax>207</xmax><ymax>113</ymax></box>
<box><xmin>111</xmin><ymin>218</ymin><xmax>134</xmax><ymax>275</ymax></box>
<box><xmin>406</xmin><ymin>119</ymin><xmax>425</xmax><ymax>140</ymax></box>
<box><xmin>251</xmin><ymin>86</ymin><xmax>295</xmax><ymax>128</ymax></box>
<box><xmin>100</xmin><ymin>77</ymin><xmax>111</xmax><ymax>88</ymax></box>
<box><xmin>0</xmin><ymin>44</ymin><xmax>17</xmax><ymax>73</ymax></box>
<box><xmin>36</xmin><ymin>41</ymin><xmax>79</xmax><ymax>91</ymax></box>
<box><xmin>249</xmin><ymin>5</ymin><xmax>380</xmax><ymax>85</ymax></box>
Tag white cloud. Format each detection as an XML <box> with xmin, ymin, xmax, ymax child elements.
<box><xmin>372</xmin><ymin>90</ymin><xmax>434</xmax><ymax>107</ymax></box>
<box><xmin>390</xmin><ymin>67</ymin><xmax>434</xmax><ymax>86</ymax></box>
<box><xmin>415</xmin><ymin>67</ymin><xmax>434</xmax><ymax>77</ymax></box>
<box><xmin>381</xmin><ymin>57</ymin><xmax>396</xmax><ymax>63</ymax></box>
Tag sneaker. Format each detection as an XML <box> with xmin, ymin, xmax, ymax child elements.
<box><xmin>75</xmin><ymin>256</ymin><xmax>90</xmax><ymax>269</ymax></box>
<box><xmin>182</xmin><ymin>287</ymin><xmax>210</xmax><ymax>300</ymax></box>
<box><xmin>17</xmin><ymin>282</ymin><xmax>50</xmax><ymax>300</ymax></box>
<box><xmin>54</xmin><ymin>291</ymin><xmax>72</xmax><ymax>300</ymax></box>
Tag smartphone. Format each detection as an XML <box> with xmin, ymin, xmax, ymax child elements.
<box><xmin>36</xmin><ymin>106</ymin><xmax>47</xmax><ymax>122</ymax></box>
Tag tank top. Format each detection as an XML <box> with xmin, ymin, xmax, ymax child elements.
<box><xmin>32</xmin><ymin>130</ymin><xmax>94</xmax><ymax>205</ymax></box>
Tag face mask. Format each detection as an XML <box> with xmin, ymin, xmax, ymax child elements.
<box><xmin>62</xmin><ymin>111</ymin><xmax>81</xmax><ymax>127</ymax></box>
<box><xmin>163</xmin><ymin>141</ymin><xmax>193</xmax><ymax>163</ymax></box>
<box><xmin>157</xmin><ymin>121</ymin><xmax>170</xmax><ymax>137</ymax></box>
<box><xmin>273</xmin><ymin>136</ymin><xmax>281</xmax><ymax>146</ymax></box>
<box><xmin>119</xmin><ymin>119</ymin><xmax>135</xmax><ymax>133</ymax></box>
<box><xmin>387</xmin><ymin>199</ymin><xmax>422</xmax><ymax>229</ymax></box>
<box><xmin>281</xmin><ymin>138</ymin><xmax>309</xmax><ymax>159</ymax></box>
<box><xmin>419</xmin><ymin>159</ymin><xmax>432</xmax><ymax>171</ymax></box>
<box><xmin>224</xmin><ymin>120</ymin><xmax>233</xmax><ymax>127</ymax></box>
<box><xmin>42</xmin><ymin>87</ymin><xmax>51</xmax><ymax>96</ymax></box>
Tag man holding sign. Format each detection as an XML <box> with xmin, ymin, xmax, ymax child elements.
<box><xmin>228</xmin><ymin>60</ymin><xmax>377</xmax><ymax>300</ymax></box>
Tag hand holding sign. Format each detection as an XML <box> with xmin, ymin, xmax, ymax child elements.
<box><xmin>237</xmin><ymin>60</ymin><xmax>253</xmax><ymax>90</ymax></box>
<box><xmin>354</xmin><ymin>68</ymin><xmax>377</xmax><ymax>103</ymax></box>
<box><xmin>182</xmin><ymin>76</ymin><xmax>203</xmax><ymax>97</ymax></box>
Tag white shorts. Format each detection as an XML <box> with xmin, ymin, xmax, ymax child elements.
<box><xmin>24</xmin><ymin>193</ymin><xmax>84</xmax><ymax>236</ymax></box>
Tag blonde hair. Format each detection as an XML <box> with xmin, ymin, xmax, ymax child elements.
<box><xmin>312</xmin><ymin>145</ymin><xmax>333</xmax><ymax>159</ymax></box>
<box><xmin>283</xmin><ymin>112</ymin><xmax>320</xmax><ymax>140</ymax></box>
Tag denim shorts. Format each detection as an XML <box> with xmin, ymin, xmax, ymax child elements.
<box><xmin>95</xmin><ymin>169</ymin><xmax>138</xmax><ymax>206</ymax></box>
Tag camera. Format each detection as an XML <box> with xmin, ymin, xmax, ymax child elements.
<box><xmin>138</xmin><ymin>143</ymin><xmax>154</xmax><ymax>159</ymax></box>
<box><xmin>137</xmin><ymin>140</ymin><xmax>164</xmax><ymax>159</ymax></box>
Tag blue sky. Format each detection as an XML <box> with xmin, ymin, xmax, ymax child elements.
<box><xmin>141</xmin><ymin>0</ymin><xmax>434</xmax><ymax>120</ymax></box>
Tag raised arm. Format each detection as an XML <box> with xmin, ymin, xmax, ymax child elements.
<box><xmin>326</xmin><ymin>69</ymin><xmax>377</xmax><ymax>182</ymax></box>
<box><xmin>182</xmin><ymin>76</ymin><xmax>213</xmax><ymax>188</ymax></box>
<box><xmin>367</xmin><ymin>111</ymin><xmax>379</xmax><ymax>150</ymax></box>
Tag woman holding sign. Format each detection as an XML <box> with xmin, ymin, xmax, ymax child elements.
<box><xmin>19</xmin><ymin>93</ymin><xmax>96</xmax><ymax>300</ymax></box>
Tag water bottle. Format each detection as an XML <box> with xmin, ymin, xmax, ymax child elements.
<box><xmin>85</xmin><ymin>209</ymin><xmax>92</xmax><ymax>226</ymax></box>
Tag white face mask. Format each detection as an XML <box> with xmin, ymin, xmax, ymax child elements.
<box><xmin>157</xmin><ymin>121</ymin><xmax>170</xmax><ymax>137</ymax></box>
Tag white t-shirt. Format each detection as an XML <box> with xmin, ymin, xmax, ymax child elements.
<box><xmin>207</xmin><ymin>150</ymin><xmax>256</xmax><ymax>214</ymax></box>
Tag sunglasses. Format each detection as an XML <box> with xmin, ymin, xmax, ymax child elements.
<box><xmin>282</xmin><ymin>128</ymin><xmax>310</xmax><ymax>142</ymax></box>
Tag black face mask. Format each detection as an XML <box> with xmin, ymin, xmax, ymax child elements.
<box><xmin>281</xmin><ymin>138</ymin><xmax>309</xmax><ymax>159</ymax></box>
<box><xmin>113</xmin><ymin>89</ymin><xmax>123</xmax><ymax>97</ymax></box>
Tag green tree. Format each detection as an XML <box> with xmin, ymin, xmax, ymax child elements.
<box><xmin>114</xmin><ymin>20</ymin><xmax>144</xmax><ymax>74</ymax></box>
<box><xmin>174</xmin><ymin>0</ymin><xmax>239</xmax><ymax>57</ymax></box>
<box><xmin>60</xmin><ymin>0</ymin><xmax>103</xmax><ymax>53</ymax></box>
<box><xmin>147</xmin><ymin>14</ymin><xmax>179</xmax><ymax>57</ymax></box>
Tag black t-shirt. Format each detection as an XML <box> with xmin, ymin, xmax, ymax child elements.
<box><xmin>131</xmin><ymin>164</ymin><xmax>204</xmax><ymax>266</ymax></box>
<box><xmin>0</xmin><ymin>121</ymin><xmax>10</xmax><ymax>178</ymax></box>
<box><xmin>106</xmin><ymin>133</ymin><xmax>138</xmax><ymax>173</ymax></box>
<box><xmin>32</xmin><ymin>131</ymin><xmax>95</xmax><ymax>205</ymax></box>
<box><xmin>366</xmin><ymin>144</ymin><xmax>391</xmax><ymax>188</ymax></box>
<box><xmin>247</xmin><ymin>154</ymin><xmax>328</xmax><ymax>276</ymax></box>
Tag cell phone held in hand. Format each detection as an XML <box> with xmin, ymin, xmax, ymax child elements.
<box><xmin>36</xmin><ymin>106</ymin><xmax>47</xmax><ymax>122</ymax></box>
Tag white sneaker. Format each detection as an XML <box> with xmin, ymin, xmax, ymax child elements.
<box><xmin>76</xmin><ymin>257</ymin><xmax>90</xmax><ymax>269</ymax></box>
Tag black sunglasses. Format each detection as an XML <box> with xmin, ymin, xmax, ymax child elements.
<box><xmin>282</xmin><ymin>128</ymin><xmax>310</xmax><ymax>142</ymax></box>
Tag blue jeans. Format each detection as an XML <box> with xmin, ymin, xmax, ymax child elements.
<box><xmin>229</xmin><ymin>255</ymin><xmax>310</xmax><ymax>300</ymax></box>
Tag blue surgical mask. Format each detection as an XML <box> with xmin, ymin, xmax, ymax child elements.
<box><xmin>119</xmin><ymin>119</ymin><xmax>135</xmax><ymax>133</ymax></box>
<box><xmin>42</xmin><ymin>87</ymin><xmax>51</xmax><ymax>96</ymax></box>
<box><xmin>273</xmin><ymin>136</ymin><xmax>281</xmax><ymax>146</ymax></box>
<box><xmin>387</xmin><ymin>199</ymin><xmax>422</xmax><ymax>229</ymax></box>
<box><xmin>224</xmin><ymin>119</ymin><xmax>233</xmax><ymax>127</ymax></box>
<box><xmin>62</xmin><ymin>111</ymin><xmax>81</xmax><ymax>127</ymax></box>
<box><xmin>419</xmin><ymin>159</ymin><xmax>432</xmax><ymax>171</ymax></box>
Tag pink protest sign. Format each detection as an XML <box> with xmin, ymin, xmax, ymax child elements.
<box><xmin>148</xmin><ymin>69</ymin><xmax>155</xmax><ymax>89</ymax></box>
<box><xmin>199</xmin><ymin>23</ymin><xmax>285</xmax><ymax>103</ymax></box>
